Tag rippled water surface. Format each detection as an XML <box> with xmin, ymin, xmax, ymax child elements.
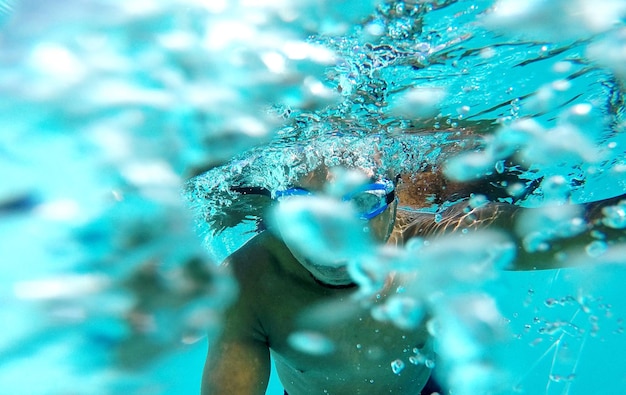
<box><xmin>1</xmin><ymin>1</ymin><xmax>626</xmax><ymax>394</ymax></box>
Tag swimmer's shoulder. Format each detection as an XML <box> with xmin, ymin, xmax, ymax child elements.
<box><xmin>225</xmin><ymin>230</ymin><xmax>313</xmax><ymax>291</ymax></box>
<box><xmin>223</xmin><ymin>231</ymin><xmax>293</xmax><ymax>283</ymax></box>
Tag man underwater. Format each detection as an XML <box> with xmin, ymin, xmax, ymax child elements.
<box><xmin>200</xmin><ymin>162</ymin><xmax>626</xmax><ymax>395</ymax></box>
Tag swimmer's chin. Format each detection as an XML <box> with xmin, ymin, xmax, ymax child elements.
<box><xmin>311</xmin><ymin>275</ymin><xmax>357</xmax><ymax>288</ymax></box>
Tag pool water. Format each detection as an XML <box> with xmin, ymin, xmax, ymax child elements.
<box><xmin>1</xmin><ymin>0</ymin><xmax>625</xmax><ymax>394</ymax></box>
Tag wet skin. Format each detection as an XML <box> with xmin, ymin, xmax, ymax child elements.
<box><xmin>202</xmin><ymin>172</ymin><xmax>434</xmax><ymax>394</ymax></box>
<box><xmin>203</xmin><ymin>231</ymin><xmax>433</xmax><ymax>395</ymax></box>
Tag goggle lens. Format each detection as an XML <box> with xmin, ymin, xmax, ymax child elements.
<box><xmin>274</xmin><ymin>179</ymin><xmax>395</xmax><ymax>220</ymax></box>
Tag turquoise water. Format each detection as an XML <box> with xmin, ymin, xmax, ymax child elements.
<box><xmin>1</xmin><ymin>0</ymin><xmax>626</xmax><ymax>394</ymax></box>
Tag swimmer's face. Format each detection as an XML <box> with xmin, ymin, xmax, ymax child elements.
<box><xmin>280</xmin><ymin>168</ymin><xmax>397</xmax><ymax>286</ymax></box>
<box><xmin>291</xmin><ymin>203</ymin><xmax>396</xmax><ymax>286</ymax></box>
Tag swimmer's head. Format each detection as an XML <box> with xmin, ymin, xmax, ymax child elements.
<box><xmin>273</xmin><ymin>165</ymin><xmax>398</xmax><ymax>286</ymax></box>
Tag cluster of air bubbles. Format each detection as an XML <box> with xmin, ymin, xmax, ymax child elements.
<box><xmin>512</xmin><ymin>285</ymin><xmax>624</xmax><ymax>394</ymax></box>
<box><xmin>408</xmin><ymin>347</ymin><xmax>435</xmax><ymax>369</ymax></box>
<box><xmin>1</xmin><ymin>0</ymin><xmax>367</xmax><ymax>175</ymax></box>
<box><xmin>444</xmin><ymin>105</ymin><xmax>605</xmax><ymax>185</ymax></box>
<box><xmin>1</xmin><ymin>0</ymin><xmax>386</xmax><ymax>392</ymax></box>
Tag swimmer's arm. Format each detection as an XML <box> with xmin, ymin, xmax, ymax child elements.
<box><xmin>202</xmin><ymin>243</ymin><xmax>273</xmax><ymax>395</ymax></box>
<box><xmin>399</xmin><ymin>193</ymin><xmax>626</xmax><ymax>270</ymax></box>
<box><xmin>201</xmin><ymin>301</ymin><xmax>270</xmax><ymax>395</ymax></box>
<box><xmin>507</xmin><ymin>193</ymin><xmax>626</xmax><ymax>270</ymax></box>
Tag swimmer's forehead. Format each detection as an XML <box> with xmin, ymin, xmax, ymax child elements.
<box><xmin>295</xmin><ymin>165</ymin><xmax>386</xmax><ymax>190</ymax></box>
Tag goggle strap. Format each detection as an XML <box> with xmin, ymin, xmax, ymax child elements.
<box><xmin>230</xmin><ymin>186</ymin><xmax>272</xmax><ymax>197</ymax></box>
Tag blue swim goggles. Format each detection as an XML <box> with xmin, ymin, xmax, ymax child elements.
<box><xmin>273</xmin><ymin>178</ymin><xmax>396</xmax><ymax>220</ymax></box>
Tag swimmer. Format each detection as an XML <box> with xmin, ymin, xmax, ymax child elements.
<box><xmin>201</xmin><ymin>165</ymin><xmax>444</xmax><ymax>395</ymax></box>
<box><xmin>201</xmin><ymin>165</ymin><xmax>626</xmax><ymax>395</ymax></box>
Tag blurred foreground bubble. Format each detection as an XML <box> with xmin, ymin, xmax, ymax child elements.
<box><xmin>1</xmin><ymin>0</ymin><xmax>348</xmax><ymax>176</ymax></box>
<box><xmin>601</xmin><ymin>200</ymin><xmax>626</xmax><ymax>229</ymax></box>
<box><xmin>515</xmin><ymin>204</ymin><xmax>586</xmax><ymax>253</ymax></box>
<box><xmin>587</xmin><ymin>27</ymin><xmax>626</xmax><ymax>85</ymax></box>
<box><xmin>406</xmin><ymin>230</ymin><xmax>516</xmax><ymax>294</ymax></box>
<box><xmin>483</xmin><ymin>0</ymin><xmax>626</xmax><ymax>42</ymax></box>
<box><xmin>387</xmin><ymin>86</ymin><xmax>447</xmax><ymax>120</ymax></box>
<box><xmin>287</xmin><ymin>330</ymin><xmax>335</xmax><ymax>356</ymax></box>
<box><xmin>371</xmin><ymin>295</ymin><xmax>425</xmax><ymax>330</ymax></box>
<box><xmin>271</xmin><ymin>195</ymin><xmax>375</xmax><ymax>266</ymax></box>
<box><xmin>433</xmin><ymin>293</ymin><xmax>510</xmax><ymax>395</ymax></box>
<box><xmin>13</xmin><ymin>274</ymin><xmax>110</xmax><ymax>301</ymax></box>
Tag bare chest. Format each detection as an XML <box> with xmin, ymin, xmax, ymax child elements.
<box><xmin>257</xmin><ymin>282</ymin><xmax>433</xmax><ymax>394</ymax></box>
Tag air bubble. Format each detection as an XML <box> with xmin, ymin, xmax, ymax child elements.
<box><xmin>494</xmin><ymin>160</ymin><xmax>505</xmax><ymax>174</ymax></box>
<box><xmin>391</xmin><ymin>359</ymin><xmax>405</xmax><ymax>374</ymax></box>
<box><xmin>601</xmin><ymin>201</ymin><xmax>626</xmax><ymax>229</ymax></box>
<box><xmin>287</xmin><ymin>331</ymin><xmax>335</xmax><ymax>355</ymax></box>
<box><xmin>544</xmin><ymin>298</ymin><xmax>558</xmax><ymax>307</ymax></box>
<box><xmin>549</xmin><ymin>374</ymin><xmax>576</xmax><ymax>383</ymax></box>
<box><xmin>586</xmin><ymin>240</ymin><xmax>608</xmax><ymax>257</ymax></box>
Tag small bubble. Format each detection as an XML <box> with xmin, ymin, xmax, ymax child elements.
<box><xmin>552</xmin><ymin>61</ymin><xmax>572</xmax><ymax>73</ymax></box>
<box><xmin>586</xmin><ymin>240</ymin><xmax>608</xmax><ymax>257</ymax></box>
<box><xmin>590</xmin><ymin>230</ymin><xmax>606</xmax><ymax>239</ymax></box>
<box><xmin>570</xmin><ymin>103</ymin><xmax>592</xmax><ymax>116</ymax></box>
<box><xmin>495</xmin><ymin>160</ymin><xmax>505</xmax><ymax>174</ymax></box>
<box><xmin>549</xmin><ymin>373</ymin><xmax>576</xmax><ymax>383</ymax></box>
<box><xmin>480</xmin><ymin>47</ymin><xmax>496</xmax><ymax>59</ymax></box>
<box><xmin>457</xmin><ymin>105</ymin><xmax>471</xmax><ymax>115</ymax></box>
<box><xmin>551</xmin><ymin>79</ymin><xmax>571</xmax><ymax>92</ymax></box>
<box><xmin>545</xmin><ymin>298</ymin><xmax>558</xmax><ymax>307</ymax></box>
<box><xmin>287</xmin><ymin>331</ymin><xmax>335</xmax><ymax>355</ymax></box>
<box><xmin>468</xmin><ymin>194</ymin><xmax>488</xmax><ymax>209</ymax></box>
<box><xmin>391</xmin><ymin>359</ymin><xmax>405</xmax><ymax>374</ymax></box>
